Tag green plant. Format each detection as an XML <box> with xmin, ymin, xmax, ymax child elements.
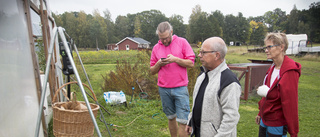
<box><xmin>187</xmin><ymin>54</ymin><xmax>201</xmax><ymax>95</ymax></box>
<box><xmin>35</xmin><ymin>38</ymin><xmax>46</xmax><ymax>71</ymax></box>
<box><xmin>101</xmin><ymin>50</ymin><xmax>159</xmax><ymax>99</ymax></box>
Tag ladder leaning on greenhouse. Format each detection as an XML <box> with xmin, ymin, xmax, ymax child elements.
<box><xmin>34</xmin><ymin>27</ymin><xmax>109</xmax><ymax>137</ymax></box>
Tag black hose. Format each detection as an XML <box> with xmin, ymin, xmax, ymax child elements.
<box><xmin>130</xmin><ymin>86</ymin><xmax>134</xmax><ymax>104</ymax></box>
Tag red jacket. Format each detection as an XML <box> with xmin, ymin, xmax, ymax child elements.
<box><xmin>258</xmin><ymin>55</ymin><xmax>301</xmax><ymax>137</ymax></box>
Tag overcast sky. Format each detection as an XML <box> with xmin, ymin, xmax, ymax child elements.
<box><xmin>48</xmin><ymin>0</ymin><xmax>318</xmax><ymax>23</ymax></box>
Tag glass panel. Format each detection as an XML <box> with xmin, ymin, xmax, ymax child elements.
<box><xmin>31</xmin><ymin>0</ymin><xmax>40</xmax><ymax>9</ymax></box>
<box><xmin>0</xmin><ymin>0</ymin><xmax>44</xmax><ymax>136</ymax></box>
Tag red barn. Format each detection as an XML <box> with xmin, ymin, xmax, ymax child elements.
<box><xmin>106</xmin><ymin>43</ymin><xmax>117</xmax><ymax>50</ymax></box>
<box><xmin>116</xmin><ymin>37</ymin><xmax>151</xmax><ymax>51</ymax></box>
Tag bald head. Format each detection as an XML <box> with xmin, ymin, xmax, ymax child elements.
<box><xmin>202</xmin><ymin>37</ymin><xmax>227</xmax><ymax>60</ymax></box>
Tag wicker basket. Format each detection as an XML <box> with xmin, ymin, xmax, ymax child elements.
<box><xmin>52</xmin><ymin>81</ymin><xmax>100</xmax><ymax>137</ymax></box>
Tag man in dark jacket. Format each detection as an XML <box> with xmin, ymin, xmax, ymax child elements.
<box><xmin>186</xmin><ymin>37</ymin><xmax>241</xmax><ymax>137</ymax></box>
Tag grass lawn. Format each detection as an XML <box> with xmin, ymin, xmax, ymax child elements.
<box><xmin>49</xmin><ymin>46</ymin><xmax>320</xmax><ymax>137</ymax></box>
<box><xmin>82</xmin><ymin>64</ymin><xmax>116</xmax><ymax>91</ymax></box>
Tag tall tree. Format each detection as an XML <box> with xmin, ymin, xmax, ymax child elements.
<box><xmin>169</xmin><ymin>14</ymin><xmax>186</xmax><ymax>38</ymax></box>
<box><xmin>236</xmin><ymin>13</ymin><xmax>250</xmax><ymax>44</ymax></box>
<box><xmin>297</xmin><ymin>9</ymin><xmax>311</xmax><ymax>41</ymax></box>
<box><xmin>263</xmin><ymin>8</ymin><xmax>287</xmax><ymax>32</ymax></box>
<box><xmin>187</xmin><ymin>5</ymin><xmax>209</xmax><ymax>43</ymax></box>
<box><xmin>89</xmin><ymin>9</ymin><xmax>108</xmax><ymax>49</ymax></box>
<box><xmin>287</xmin><ymin>5</ymin><xmax>299</xmax><ymax>34</ymax></box>
<box><xmin>52</xmin><ymin>13</ymin><xmax>63</xmax><ymax>27</ymax></box>
<box><xmin>223</xmin><ymin>13</ymin><xmax>250</xmax><ymax>45</ymax></box>
<box><xmin>103</xmin><ymin>9</ymin><xmax>118</xmax><ymax>44</ymax></box>
<box><xmin>115</xmin><ymin>15</ymin><xmax>130</xmax><ymax>40</ymax></box>
<box><xmin>249</xmin><ymin>20</ymin><xmax>258</xmax><ymax>44</ymax></box>
<box><xmin>297</xmin><ymin>21</ymin><xmax>310</xmax><ymax>35</ymax></box>
<box><xmin>77</xmin><ymin>11</ymin><xmax>90</xmax><ymax>48</ymax></box>
<box><xmin>249</xmin><ymin>20</ymin><xmax>267</xmax><ymax>45</ymax></box>
<box><xmin>62</xmin><ymin>12</ymin><xmax>78</xmax><ymax>41</ymax></box>
<box><xmin>248</xmin><ymin>16</ymin><xmax>265</xmax><ymax>23</ymax></box>
<box><xmin>134</xmin><ymin>15</ymin><xmax>142</xmax><ymax>38</ymax></box>
<box><xmin>207</xmin><ymin>14</ymin><xmax>222</xmax><ymax>37</ymax></box>
<box><xmin>224</xmin><ymin>14</ymin><xmax>238</xmax><ymax>45</ymax></box>
<box><xmin>211</xmin><ymin>10</ymin><xmax>225</xmax><ymax>38</ymax></box>
<box><xmin>136</xmin><ymin>10</ymin><xmax>168</xmax><ymax>45</ymax></box>
<box><xmin>308</xmin><ymin>2</ymin><xmax>320</xmax><ymax>42</ymax></box>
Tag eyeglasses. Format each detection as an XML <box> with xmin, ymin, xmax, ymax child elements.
<box><xmin>199</xmin><ymin>50</ymin><xmax>217</xmax><ymax>56</ymax></box>
<box><xmin>265</xmin><ymin>45</ymin><xmax>279</xmax><ymax>50</ymax></box>
<box><xmin>159</xmin><ymin>34</ymin><xmax>171</xmax><ymax>41</ymax></box>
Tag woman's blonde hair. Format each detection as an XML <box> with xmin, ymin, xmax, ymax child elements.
<box><xmin>264</xmin><ymin>32</ymin><xmax>288</xmax><ymax>52</ymax></box>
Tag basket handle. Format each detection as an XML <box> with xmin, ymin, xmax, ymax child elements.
<box><xmin>52</xmin><ymin>81</ymin><xmax>97</xmax><ymax>104</ymax></box>
<box><xmin>70</xmin><ymin>92</ymin><xmax>77</xmax><ymax>103</ymax></box>
<box><xmin>61</xmin><ymin>88</ymin><xmax>70</xmax><ymax>101</ymax></box>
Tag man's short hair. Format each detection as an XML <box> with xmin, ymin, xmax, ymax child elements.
<box><xmin>209</xmin><ymin>37</ymin><xmax>227</xmax><ymax>60</ymax></box>
<box><xmin>156</xmin><ymin>21</ymin><xmax>173</xmax><ymax>35</ymax></box>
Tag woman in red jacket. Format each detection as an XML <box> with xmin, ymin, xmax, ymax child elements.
<box><xmin>255</xmin><ymin>32</ymin><xmax>301</xmax><ymax>137</ymax></box>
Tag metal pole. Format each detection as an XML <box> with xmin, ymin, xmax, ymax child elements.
<box><xmin>72</xmin><ymin>42</ymin><xmax>112</xmax><ymax>136</ymax></box>
<box><xmin>35</xmin><ymin>27</ymin><xmax>58</xmax><ymax>137</ymax></box>
<box><xmin>72</xmin><ymin>43</ymin><xmax>93</xmax><ymax>90</ymax></box>
<box><xmin>58</xmin><ymin>27</ymin><xmax>102</xmax><ymax>137</ymax></box>
<box><xmin>292</xmin><ymin>41</ymin><xmax>294</xmax><ymax>54</ymax></box>
<box><xmin>72</xmin><ymin>43</ymin><xmax>111</xmax><ymax>115</ymax></box>
<box><xmin>67</xmin><ymin>75</ymin><xmax>71</xmax><ymax>98</ymax></box>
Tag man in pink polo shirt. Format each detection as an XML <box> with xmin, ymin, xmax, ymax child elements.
<box><xmin>150</xmin><ymin>21</ymin><xmax>195</xmax><ymax>137</ymax></box>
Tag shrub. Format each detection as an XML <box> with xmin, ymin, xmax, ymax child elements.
<box><xmin>187</xmin><ymin>56</ymin><xmax>201</xmax><ymax>95</ymax></box>
<box><xmin>101</xmin><ymin>50</ymin><xmax>159</xmax><ymax>99</ymax></box>
<box><xmin>101</xmin><ymin>49</ymin><xmax>201</xmax><ymax>100</ymax></box>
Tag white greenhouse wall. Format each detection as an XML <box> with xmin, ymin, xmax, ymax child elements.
<box><xmin>0</xmin><ymin>0</ymin><xmax>44</xmax><ymax>136</ymax></box>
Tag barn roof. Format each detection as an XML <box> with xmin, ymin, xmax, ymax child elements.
<box><xmin>116</xmin><ymin>37</ymin><xmax>151</xmax><ymax>45</ymax></box>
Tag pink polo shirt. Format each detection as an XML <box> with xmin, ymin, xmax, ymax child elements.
<box><xmin>150</xmin><ymin>35</ymin><xmax>195</xmax><ymax>88</ymax></box>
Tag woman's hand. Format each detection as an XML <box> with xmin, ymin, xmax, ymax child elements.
<box><xmin>255</xmin><ymin>115</ymin><xmax>261</xmax><ymax>125</ymax></box>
